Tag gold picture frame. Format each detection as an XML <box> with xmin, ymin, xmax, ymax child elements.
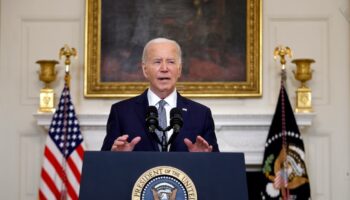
<box><xmin>84</xmin><ymin>0</ymin><xmax>261</xmax><ymax>98</ymax></box>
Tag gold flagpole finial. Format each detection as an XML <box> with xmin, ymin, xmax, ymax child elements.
<box><xmin>273</xmin><ymin>45</ymin><xmax>292</xmax><ymax>69</ymax></box>
<box><xmin>273</xmin><ymin>46</ymin><xmax>293</xmax><ymax>82</ymax></box>
<box><xmin>59</xmin><ymin>44</ymin><xmax>77</xmax><ymax>87</ymax></box>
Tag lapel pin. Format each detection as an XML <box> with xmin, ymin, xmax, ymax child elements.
<box><xmin>182</xmin><ymin>108</ymin><xmax>187</xmax><ymax>112</ymax></box>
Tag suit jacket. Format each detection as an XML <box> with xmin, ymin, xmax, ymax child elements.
<box><xmin>101</xmin><ymin>90</ymin><xmax>219</xmax><ymax>152</ymax></box>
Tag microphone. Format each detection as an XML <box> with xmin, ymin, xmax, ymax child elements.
<box><xmin>170</xmin><ymin>108</ymin><xmax>183</xmax><ymax>133</ymax></box>
<box><xmin>145</xmin><ymin>106</ymin><xmax>159</xmax><ymax>133</ymax></box>
<box><xmin>168</xmin><ymin>108</ymin><xmax>183</xmax><ymax>144</ymax></box>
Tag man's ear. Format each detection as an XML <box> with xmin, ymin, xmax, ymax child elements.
<box><xmin>177</xmin><ymin>63</ymin><xmax>182</xmax><ymax>78</ymax></box>
<box><xmin>142</xmin><ymin>63</ymin><xmax>149</xmax><ymax>79</ymax></box>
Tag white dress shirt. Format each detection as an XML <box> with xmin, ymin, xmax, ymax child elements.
<box><xmin>147</xmin><ymin>88</ymin><xmax>177</xmax><ymax>141</ymax></box>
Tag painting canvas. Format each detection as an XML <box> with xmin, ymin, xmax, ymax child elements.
<box><xmin>85</xmin><ymin>0</ymin><xmax>261</xmax><ymax>97</ymax></box>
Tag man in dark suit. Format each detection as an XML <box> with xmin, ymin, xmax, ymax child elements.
<box><xmin>101</xmin><ymin>38</ymin><xmax>219</xmax><ymax>152</ymax></box>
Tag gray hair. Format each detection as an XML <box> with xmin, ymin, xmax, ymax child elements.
<box><xmin>142</xmin><ymin>38</ymin><xmax>182</xmax><ymax>63</ymax></box>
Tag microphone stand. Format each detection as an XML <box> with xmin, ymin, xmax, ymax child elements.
<box><xmin>161</xmin><ymin>130</ymin><xmax>167</xmax><ymax>152</ymax></box>
<box><xmin>147</xmin><ymin>107</ymin><xmax>183</xmax><ymax>152</ymax></box>
<box><xmin>157</xmin><ymin>126</ymin><xmax>172</xmax><ymax>152</ymax></box>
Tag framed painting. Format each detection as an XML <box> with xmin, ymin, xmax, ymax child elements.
<box><xmin>85</xmin><ymin>0</ymin><xmax>261</xmax><ymax>98</ymax></box>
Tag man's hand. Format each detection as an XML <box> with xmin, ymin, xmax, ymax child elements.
<box><xmin>111</xmin><ymin>134</ymin><xmax>141</xmax><ymax>152</ymax></box>
<box><xmin>184</xmin><ymin>135</ymin><xmax>213</xmax><ymax>152</ymax></box>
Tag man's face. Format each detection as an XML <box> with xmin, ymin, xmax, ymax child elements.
<box><xmin>142</xmin><ymin>42</ymin><xmax>182</xmax><ymax>98</ymax></box>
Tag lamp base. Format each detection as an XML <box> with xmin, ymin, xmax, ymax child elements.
<box><xmin>295</xmin><ymin>87</ymin><xmax>313</xmax><ymax>113</ymax></box>
<box><xmin>38</xmin><ymin>88</ymin><xmax>56</xmax><ymax>113</ymax></box>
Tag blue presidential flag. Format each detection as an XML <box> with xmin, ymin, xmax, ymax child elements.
<box><xmin>261</xmin><ymin>85</ymin><xmax>311</xmax><ymax>200</ymax></box>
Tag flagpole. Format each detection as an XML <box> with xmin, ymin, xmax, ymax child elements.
<box><xmin>261</xmin><ymin>46</ymin><xmax>311</xmax><ymax>199</ymax></box>
<box><xmin>58</xmin><ymin>45</ymin><xmax>77</xmax><ymax>200</ymax></box>
<box><xmin>39</xmin><ymin>45</ymin><xmax>84</xmax><ymax>200</ymax></box>
<box><xmin>273</xmin><ymin>46</ymin><xmax>293</xmax><ymax>200</ymax></box>
<box><xmin>59</xmin><ymin>44</ymin><xmax>77</xmax><ymax>88</ymax></box>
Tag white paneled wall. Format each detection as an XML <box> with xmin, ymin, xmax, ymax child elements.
<box><xmin>20</xmin><ymin>18</ymin><xmax>81</xmax><ymax>105</ymax></box>
<box><xmin>0</xmin><ymin>0</ymin><xmax>349</xmax><ymax>199</ymax></box>
<box><xmin>19</xmin><ymin>134</ymin><xmax>45</xmax><ymax>200</ymax></box>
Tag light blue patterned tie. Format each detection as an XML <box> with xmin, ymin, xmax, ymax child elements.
<box><xmin>156</xmin><ymin>100</ymin><xmax>167</xmax><ymax>150</ymax></box>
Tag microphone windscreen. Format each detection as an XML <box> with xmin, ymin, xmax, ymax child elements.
<box><xmin>147</xmin><ymin>106</ymin><xmax>158</xmax><ymax>117</ymax></box>
<box><xmin>170</xmin><ymin>107</ymin><xmax>181</xmax><ymax>117</ymax></box>
<box><xmin>146</xmin><ymin>106</ymin><xmax>158</xmax><ymax>132</ymax></box>
<box><xmin>170</xmin><ymin>108</ymin><xmax>183</xmax><ymax>132</ymax></box>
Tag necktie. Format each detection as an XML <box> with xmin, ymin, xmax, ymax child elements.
<box><xmin>156</xmin><ymin>100</ymin><xmax>167</xmax><ymax>151</ymax></box>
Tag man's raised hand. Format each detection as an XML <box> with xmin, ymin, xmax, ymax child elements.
<box><xmin>111</xmin><ymin>134</ymin><xmax>141</xmax><ymax>152</ymax></box>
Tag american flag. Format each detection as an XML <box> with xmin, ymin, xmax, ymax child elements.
<box><xmin>39</xmin><ymin>85</ymin><xmax>85</xmax><ymax>200</ymax></box>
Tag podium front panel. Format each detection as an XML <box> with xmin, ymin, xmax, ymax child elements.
<box><xmin>80</xmin><ymin>151</ymin><xmax>248</xmax><ymax>200</ymax></box>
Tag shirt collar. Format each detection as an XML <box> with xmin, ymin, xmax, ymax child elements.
<box><xmin>147</xmin><ymin>89</ymin><xmax>177</xmax><ymax>108</ymax></box>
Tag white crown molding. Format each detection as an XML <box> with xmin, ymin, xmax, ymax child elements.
<box><xmin>33</xmin><ymin>113</ymin><xmax>315</xmax><ymax>129</ymax></box>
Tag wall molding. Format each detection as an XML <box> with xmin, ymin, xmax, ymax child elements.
<box><xmin>34</xmin><ymin>112</ymin><xmax>314</xmax><ymax>169</ymax></box>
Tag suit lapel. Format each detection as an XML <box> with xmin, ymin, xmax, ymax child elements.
<box><xmin>166</xmin><ymin>93</ymin><xmax>190</xmax><ymax>151</ymax></box>
<box><xmin>134</xmin><ymin>90</ymin><xmax>148</xmax><ymax>124</ymax></box>
<box><xmin>176</xmin><ymin>92</ymin><xmax>190</xmax><ymax>125</ymax></box>
<box><xmin>135</xmin><ymin>90</ymin><xmax>159</xmax><ymax>151</ymax></box>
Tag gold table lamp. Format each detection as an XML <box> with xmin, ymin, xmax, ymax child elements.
<box><xmin>292</xmin><ymin>58</ymin><xmax>315</xmax><ymax>113</ymax></box>
<box><xmin>37</xmin><ymin>60</ymin><xmax>59</xmax><ymax>113</ymax></box>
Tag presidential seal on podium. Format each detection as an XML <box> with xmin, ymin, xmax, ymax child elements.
<box><xmin>132</xmin><ymin>166</ymin><xmax>197</xmax><ymax>200</ymax></box>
